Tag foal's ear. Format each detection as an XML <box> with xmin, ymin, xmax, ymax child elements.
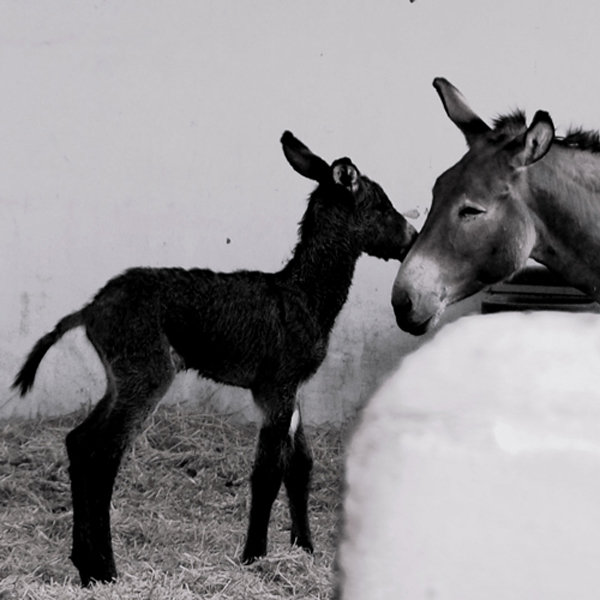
<box><xmin>508</xmin><ymin>111</ymin><xmax>555</xmax><ymax>168</ymax></box>
<box><xmin>433</xmin><ymin>77</ymin><xmax>491</xmax><ymax>146</ymax></box>
<box><xmin>281</xmin><ymin>131</ymin><xmax>331</xmax><ymax>183</ymax></box>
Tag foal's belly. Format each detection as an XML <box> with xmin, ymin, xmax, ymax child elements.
<box><xmin>168</xmin><ymin>326</ymin><xmax>328</xmax><ymax>391</ymax></box>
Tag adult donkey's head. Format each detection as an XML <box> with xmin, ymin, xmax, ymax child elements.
<box><xmin>392</xmin><ymin>78</ymin><xmax>555</xmax><ymax>335</ymax></box>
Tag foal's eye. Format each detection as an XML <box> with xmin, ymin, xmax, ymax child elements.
<box><xmin>458</xmin><ymin>204</ymin><xmax>486</xmax><ymax>220</ymax></box>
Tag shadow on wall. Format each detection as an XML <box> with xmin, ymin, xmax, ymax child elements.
<box><xmin>0</xmin><ymin>290</ymin><xmax>483</xmax><ymax>425</ymax></box>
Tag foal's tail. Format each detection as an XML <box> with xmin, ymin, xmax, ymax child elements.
<box><xmin>13</xmin><ymin>310</ymin><xmax>85</xmax><ymax>396</ymax></box>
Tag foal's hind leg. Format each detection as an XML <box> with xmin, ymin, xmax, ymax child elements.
<box><xmin>283</xmin><ymin>407</ymin><xmax>314</xmax><ymax>553</ymax></box>
<box><xmin>242</xmin><ymin>386</ymin><xmax>298</xmax><ymax>563</ymax></box>
<box><xmin>66</xmin><ymin>355</ymin><xmax>174</xmax><ymax>586</ymax></box>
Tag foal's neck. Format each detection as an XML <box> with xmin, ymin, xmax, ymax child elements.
<box><xmin>530</xmin><ymin>146</ymin><xmax>600</xmax><ymax>300</ymax></box>
<box><xmin>279</xmin><ymin>215</ymin><xmax>360</xmax><ymax>332</ymax></box>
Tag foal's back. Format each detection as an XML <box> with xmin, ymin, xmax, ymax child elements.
<box><xmin>82</xmin><ymin>265</ymin><xmax>321</xmax><ymax>390</ymax></box>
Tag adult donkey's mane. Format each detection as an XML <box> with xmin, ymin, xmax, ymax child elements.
<box><xmin>491</xmin><ymin>110</ymin><xmax>528</xmax><ymax>137</ymax></box>
<box><xmin>559</xmin><ymin>127</ymin><xmax>600</xmax><ymax>154</ymax></box>
<box><xmin>492</xmin><ymin>109</ymin><xmax>600</xmax><ymax>154</ymax></box>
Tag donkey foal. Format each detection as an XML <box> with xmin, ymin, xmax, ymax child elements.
<box><xmin>14</xmin><ymin>131</ymin><xmax>417</xmax><ymax>586</ymax></box>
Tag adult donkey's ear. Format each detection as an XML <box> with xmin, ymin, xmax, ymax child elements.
<box><xmin>509</xmin><ymin>110</ymin><xmax>555</xmax><ymax>168</ymax></box>
<box><xmin>433</xmin><ymin>78</ymin><xmax>491</xmax><ymax>146</ymax></box>
<box><xmin>522</xmin><ymin>110</ymin><xmax>554</xmax><ymax>165</ymax></box>
<box><xmin>281</xmin><ymin>131</ymin><xmax>331</xmax><ymax>183</ymax></box>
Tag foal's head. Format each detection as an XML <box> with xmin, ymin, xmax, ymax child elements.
<box><xmin>281</xmin><ymin>131</ymin><xmax>417</xmax><ymax>261</ymax></box>
<box><xmin>392</xmin><ymin>78</ymin><xmax>555</xmax><ymax>335</ymax></box>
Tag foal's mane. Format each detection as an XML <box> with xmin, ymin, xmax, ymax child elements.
<box><xmin>492</xmin><ymin>110</ymin><xmax>600</xmax><ymax>154</ymax></box>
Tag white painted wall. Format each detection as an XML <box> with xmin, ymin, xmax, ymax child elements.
<box><xmin>2</xmin><ymin>1</ymin><xmax>599</xmax><ymax>422</ymax></box>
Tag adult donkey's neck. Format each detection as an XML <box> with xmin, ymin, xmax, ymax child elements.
<box><xmin>530</xmin><ymin>144</ymin><xmax>600</xmax><ymax>300</ymax></box>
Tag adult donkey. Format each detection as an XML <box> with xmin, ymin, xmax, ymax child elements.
<box><xmin>14</xmin><ymin>131</ymin><xmax>416</xmax><ymax>586</ymax></box>
<box><xmin>392</xmin><ymin>77</ymin><xmax>600</xmax><ymax>335</ymax></box>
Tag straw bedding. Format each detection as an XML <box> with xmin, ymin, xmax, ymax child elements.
<box><xmin>0</xmin><ymin>406</ymin><xmax>349</xmax><ymax>599</ymax></box>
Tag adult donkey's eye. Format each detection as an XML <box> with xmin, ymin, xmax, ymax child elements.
<box><xmin>458</xmin><ymin>203</ymin><xmax>486</xmax><ymax>220</ymax></box>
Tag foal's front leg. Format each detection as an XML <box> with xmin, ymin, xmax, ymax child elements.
<box><xmin>283</xmin><ymin>409</ymin><xmax>314</xmax><ymax>553</ymax></box>
<box><xmin>242</xmin><ymin>421</ymin><xmax>289</xmax><ymax>562</ymax></box>
<box><xmin>242</xmin><ymin>389</ymin><xmax>296</xmax><ymax>563</ymax></box>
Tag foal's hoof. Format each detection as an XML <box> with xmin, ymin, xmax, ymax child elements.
<box><xmin>80</xmin><ymin>572</ymin><xmax>118</xmax><ymax>588</ymax></box>
<box><xmin>74</xmin><ymin>559</ymin><xmax>118</xmax><ymax>588</ymax></box>
<box><xmin>291</xmin><ymin>533</ymin><xmax>314</xmax><ymax>554</ymax></box>
<box><xmin>241</xmin><ymin>543</ymin><xmax>267</xmax><ymax>565</ymax></box>
<box><xmin>241</xmin><ymin>551</ymin><xmax>265</xmax><ymax>566</ymax></box>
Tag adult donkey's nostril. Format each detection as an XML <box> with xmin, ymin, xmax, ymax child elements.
<box><xmin>392</xmin><ymin>289</ymin><xmax>413</xmax><ymax>321</ymax></box>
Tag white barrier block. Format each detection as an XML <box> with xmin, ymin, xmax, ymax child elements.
<box><xmin>339</xmin><ymin>312</ymin><xmax>600</xmax><ymax>600</ymax></box>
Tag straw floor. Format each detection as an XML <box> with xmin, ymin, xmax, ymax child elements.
<box><xmin>0</xmin><ymin>406</ymin><xmax>351</xmax><ymax>599</ymax></box>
